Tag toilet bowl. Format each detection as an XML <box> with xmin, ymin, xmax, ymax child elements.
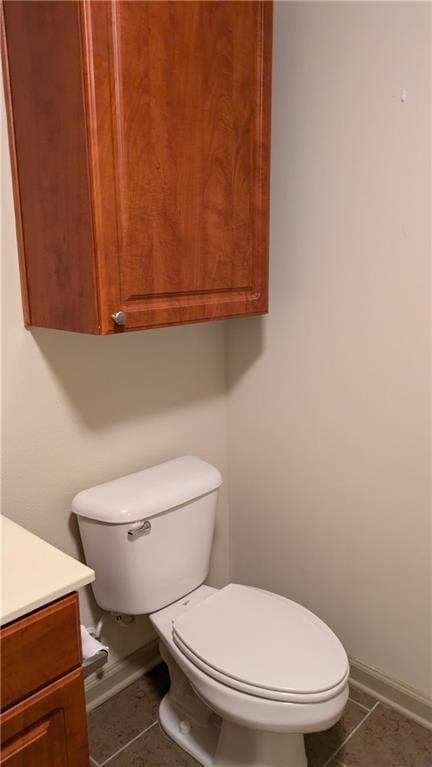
<box><xmin>73</xmin><ymin>456</ymin><xmax>349</xmax><ymax>767</ymax></box>
<box><xmin>150</xmin><ymin>584</ymin><xmax>349</xmax><ymax>767</ymax></box>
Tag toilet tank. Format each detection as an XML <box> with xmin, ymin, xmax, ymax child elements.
<box><xmin>72</xmin><ymin>456</ymin><xmax>222</xmax><ymax>615</ymax></box>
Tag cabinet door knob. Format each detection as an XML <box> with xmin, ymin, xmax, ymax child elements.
<box><xmin>112</xmin><ymin>311</ymin><xmax>127</xmax><ymax>326</ymax></box>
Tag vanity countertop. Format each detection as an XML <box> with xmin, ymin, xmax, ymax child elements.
<box><xmin>1</xmin><ymin>516</ymin><xmax>94</xmax><ymax>625</ymax></box>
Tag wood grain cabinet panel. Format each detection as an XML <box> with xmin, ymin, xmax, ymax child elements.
<box><xmin>1</xmin><ymin>594</ymin><xmax>82</xmax><ymax>711</ymax></box>
<box><xmin>2</xmin><ymin>0</ymin><xmax>272</xmax><ymax>334</ymax></box>
<box><xmin>1</xmin><ymin>669</ymin><xmax>89</xmax><ymax>767</ymax></box>
<box><xmin>0</xmin><ymin>594</ymin><xmax>89</xmax><ymax>766</ymax></box>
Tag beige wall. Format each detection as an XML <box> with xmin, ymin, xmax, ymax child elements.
<box><xmin>1</xmin><ymin>98</ymin><xmax>230</xmax><ymax>668</ymax></box>
<box><xmin>227</xmin><ymin>1</ymin><xmax>431</xmax><ymax>698</ymax></box>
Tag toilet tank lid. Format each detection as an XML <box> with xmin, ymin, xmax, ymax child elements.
<box><xmin>71</xmin><ymin>456</ymin><xmax>222</xmax><ymax>524</ymax></box>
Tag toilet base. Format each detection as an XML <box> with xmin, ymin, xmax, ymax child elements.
<box><xmin>159</xmin><ymin>692</ymin><xmax>308</xmax><ymax>767</ymax></box>
<box><xmin>159</xmin><ymin>693</ymin><xmax>219</xmax><ymax>766</ymax></box>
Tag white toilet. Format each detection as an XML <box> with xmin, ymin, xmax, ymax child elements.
<box><xmin>73</xmin><ymin>456</ymin><xmax>349</xmax><ymax>767</ymax></box>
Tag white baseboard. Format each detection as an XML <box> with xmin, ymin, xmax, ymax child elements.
<box><xmin>349</xmin><ymin>656</ymin><xmax>432</xmax><ymax>730</ymax></box>
<box><xmin>84</xmin><ymin>639</ymin><xmax>161</xmax><ymax>713</ymax></box>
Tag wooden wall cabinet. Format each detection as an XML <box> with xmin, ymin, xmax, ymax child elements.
<box><xmin>0</xmin><ymin>594</ymin><xmax>90</xmax><ymax>767</ymax></box>
<box><xmin>2</xmin><ymin>1</ymin><xmax>272</xmax><ymax>334</ymax></box>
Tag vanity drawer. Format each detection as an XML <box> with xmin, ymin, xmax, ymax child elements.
<box><xmin>1</xmin><ymin>667</ymin><xmax>89</xmax><ymax>767</ymax></box>
<box><xmin>0</xmin><ymin>593</ymin><xmax>82</xmax><ymax>710</ymax></box>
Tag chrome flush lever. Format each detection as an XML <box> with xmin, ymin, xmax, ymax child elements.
<box><xmin>127</xmin><ymin>520</ymin><xmax>151</xmax><ymax>540</ymax></box>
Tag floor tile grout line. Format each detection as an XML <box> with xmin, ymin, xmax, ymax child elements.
<box><xmin>321</xmin><ymin>701</ymin><xmax>380</xmax><ymax>767</ymax></box>
<box><xmin>89</xmin><ymin>758</ymin><xmax>100</xmax><ymax>767</ymax></box>
<box><xmin>347</xmin><ymin>696</ymin><xmax>373</xmax><ymax>713</ymax></box>
<box><xmin>98</xmin><ymin>720</ymin><xmax>158</xmax><ymax>766</ymax></box>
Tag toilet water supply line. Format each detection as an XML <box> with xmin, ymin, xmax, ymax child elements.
<box><xmin>89</xmin><ymin>612</ymin><xmax>135</xmax><ymax>641</ymax></box>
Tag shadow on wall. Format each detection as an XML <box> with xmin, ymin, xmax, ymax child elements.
<box><xmin>31</xmin><ymin>321</ymin><xmax>227</xmax><ymax>432</ymax></box>
<box><xmin>226</xmin><ymin>316</ymin><xmax>265</xmax><ymax>389</ymax></box>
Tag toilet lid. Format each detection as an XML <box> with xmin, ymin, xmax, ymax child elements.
<box><xmin>172</xmin><ymin>584</ymin><xmax>349</xmax><ymax>701</ymax></box>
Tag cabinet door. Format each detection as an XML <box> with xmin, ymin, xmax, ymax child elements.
<box><xmin>1</xmin><ymin>669</ymin><xmax>89</xmax><ymax>767</ymax></box>
<box><xmin>82</xmin><ymin>0</ymin><xmax>272</xmax><ymax>332</ymax></box>
<box><xmin>1</xmin><ymin>594</ymin><xmax>82</xmax><ymax>710</ymax></box>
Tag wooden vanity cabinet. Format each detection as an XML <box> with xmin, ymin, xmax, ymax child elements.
<box><xmin>2</xmin><ymin>0</ymin><xmax>272</xmax><ymax>334</ymax></box>
<box><xmin>0</xmin><ymin>593</ymin><xmax>90</xmax><ymax>767</ymax></box>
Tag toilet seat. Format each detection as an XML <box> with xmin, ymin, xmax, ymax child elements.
<box><xmin>172</xmin><ymin>584</ymin><xmax>349</xmax><ymax>704</ymax></box>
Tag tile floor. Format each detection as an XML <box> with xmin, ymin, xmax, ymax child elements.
<box><xmin>87</xmin><ymin>664</ymin><xmax>431</xmax><ymax>767</ymax></box>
